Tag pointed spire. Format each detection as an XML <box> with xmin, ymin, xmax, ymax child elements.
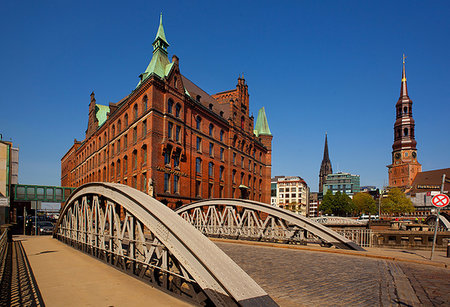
<box><xmin>400</xmin><ymin>54</ymin><xmax>408</xmax><ymax>97</ymax></box>
<box><xmin>136</xmin><ymin>14</ymin><xmax>171</xmax><ymax>88</ymax></box>
<box><xmin>154</xmin><ymin>13</ymin><xmax>169</xmax><ymax>46</ymax></box>
<box><xmin>254</xmin><ymin>107</ymin><xmax>272</xmax><ymax>137</ymax></box>
<box><xmin>323</xmin><ymin>133</ymin><xmax>330</xmax><ymax>161</ymax></box>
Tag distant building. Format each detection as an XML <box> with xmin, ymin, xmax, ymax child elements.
<box><xmin>270</xmin><ymin>179</ymin><xmax>277</xmax><ymax>206</ymax></box>
<box><xmin>0</xmin><ymin>140</ymin><xmax>19</xmax><ymax>224</ymax></box>
<box><xmin>323</xmin><ymin>172</ymin><xmax>360</xmax><ymax>197</ymax></box>
<box><xmin>408</xmin><ymin>168</ymin><xmax>450</xmax><ymax>215</ymax></box>
<box><xmin>319</xmin><ymin>133</ymin><xmax>332</xmax><ymax>194</ymax></box>
<box><xmin>273</xmin><ymin>176</ymin><xmax>309</xmax><ymax>216</ymax></box>
<box><xmin>308</xmin><ymin>192</ymin><xmax>318</xmax><ymax>217</ymax></box>
<box><xmin>387</xmin><ymin>57</ymin><xmax>422</xmax><ymax>189</ymax></box>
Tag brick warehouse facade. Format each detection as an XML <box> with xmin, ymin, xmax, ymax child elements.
<box><xmin>61</xmin><ymin>16</ymin><xmax>273</xmax><ymax>209</ymax></box>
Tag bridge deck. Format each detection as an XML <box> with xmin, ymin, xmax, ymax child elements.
<box><xmin>18</xmin><ymin>235</ymin><xmax>191</xmax><ymax>307</ymax></box>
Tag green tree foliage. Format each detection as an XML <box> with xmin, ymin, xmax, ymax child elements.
<box><xmin>381</xmin><ymin>188</ymin><xmax>415</xmax><ymax>215</ymax></box>
<box><xmin>353</xmin><ymin>192</ymin><xmax>377</xmax><ymax>215</ymax></box>
<box><xmin>319</xmin><ymin>190</ymin><xmax>355</xmax><ymax>216</ymax></box>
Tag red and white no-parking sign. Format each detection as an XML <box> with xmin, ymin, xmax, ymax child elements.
<box><xmin>431</xmin><ymin>194</ymin><xmax>450</xmax><ymax>208</ymax></box>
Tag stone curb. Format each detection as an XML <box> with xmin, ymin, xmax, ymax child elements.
<box><xmin>211</xmin><ymin>238</ymin><xmax>449</xmax><ymax>269</ymax></box>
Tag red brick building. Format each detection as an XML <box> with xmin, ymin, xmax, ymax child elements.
<box><xmin>61</xmin><ymin>15</ymin><xmax>273</xmax><ymax>209</ymax></box>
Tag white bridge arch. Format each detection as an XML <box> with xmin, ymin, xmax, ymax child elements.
<box><xmin>176</xmin><ymin>199</ymin><xmax>365</xmax><ymax>251</ymax></box>
<box><xmin>53</xmin><ymin>183</ymin><xmax>278</xmax><ymax>307</ymax></box>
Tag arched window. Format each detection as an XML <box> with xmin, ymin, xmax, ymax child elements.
<box><xmin>175</xmin><ymin>103</ymin><xmax>181</xmax><ymax>117</ymax></box>
<box><xmin>124</xmin><ymin>114</ymin><xmax>128</xmax><ymax>127</ymax></box>
<box><xmin>133</xmin><ymin>104</ymin><xmax>138</xmax><ymax>120</ymax></box>
<box><xmin>404</xmin><ymin>128</ymin><xmax>408</xmax><ymax>136</ymax></box>
<box><xmin>209</xmin><ymin>103</ymin><xmax>213</xmax><ymax>110</ymax></box>
<box><xmin>164</xmin><ymin>147</ymin><xmax>172</xmax><ymax>165</ymax></box>
<box><xmin>143</xmin><ymin>95</ymin><xmax>148</xmax><ymax>111</ymax></box>
<box><xmin>220</xmin><ymin>111</ymin><xmax>224</xmax><ymax>117</ymax></box>
<box><xmin>112</xmin><ymin>125</ymin><xmax>115</xmax><ymax>138</ymax></box>
<box><xmin>220</xmin><ymin>130</ymin><xmax>224</xmax><ymax>142</ymax></box>
<box><xmin>403</xmin><ymin>106</ymin><xmax>408</xmax><ymax>114</ymax></box>
<box><xmin>111</xmin><ymin>162</ymin><xmax>115</xmax><ymax>178</ymax></box>
<box><xmin>241</xmin><ymin>116</ymin><xmax>245</xmax><ymax>129</ymax></box>
<box><xmin>168</xmin><ymin>99</ymin><xmax>174</xmax><ymax>114</ymax></box>
<box><xmin>196</xmin><ymin>158</ymin><xmax>202</xmax><ymax>174</ymax></box>
<box><xmin>219</xmin><ymin>166</ymin><xmax>224</xmax><ymax>181</ymax></box>
<box><xmin>196</xmin><ymin>95</ymin><xmax>201</xmax><ymax>102</ymax></box>
<box><xmin>117</xmin><ymin>120</ymin><xmax>121</xmax><ymax>132</ymax></box>
<box><xmin>209</xmin><ymin>124</ymin><xmax>214</xmax><ymax>136</ymax></box>
<box><xmin>117</xmin><ymin>159</ymin><xmax>121</xmax><ymax>177</ymax></box>
<box><xmin>196</xmin><ymin>116</ymin><xmax>202</xmax><ymax>130</ymax></box>
<box><xmin>209</xmin><ymin>162</ymin><xmax>214</xmax><ymax>177</ymax></box>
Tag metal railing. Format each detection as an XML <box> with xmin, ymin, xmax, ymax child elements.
<box><xmin>335</xmin><ymin>228</ymin><xmax>373</xmax><ymax>248</ymax></box>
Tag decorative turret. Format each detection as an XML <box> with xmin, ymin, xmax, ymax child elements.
<box><xmin>254</xmin><ymin>107</ymin><xmax>272</xmax><ymax>137</ymax></box>
<box><xmin>388</xmin><ymin>55</ymin><xmax>421</xmax><ymax>188</ymax></box>
<box><xmin>319</xmin><ymin>133</ymin><xmax>333</xmax><ymax>194</ymax></box>
<box><xmin>137</xmin><ymin>14</ymin><xmax>172</xmax><ymax>87</ymax></box>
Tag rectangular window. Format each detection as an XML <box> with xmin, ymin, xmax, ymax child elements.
<box><xmin>124</xmin><ymin>158</ymin><xmax>127</xmax><ymax>174</ymax></box>
<box><xmin>133</xmin><ymin>127</ymin><xmax>137</xmax><ymax>144</ymax></box>
<box><xmin>196</xmin><ymin>158</ymin><xmax>201</xmax><ymax>174</ymax></box>
<box><xmin>176</xmin><ymin>125</ymin><xmax>181</xmax><ymax>142</ymax></box>
<box><xmin>174</xmin><ymin>175</ymin><xmax>179</xmax><ymax>194</ymax></box>
<box><xmin>164</xmin><ymin>173</ymin><xmax>170</xmax><ymax>192</ymax></box>
<box><xmin>164</xmin><ymin>151</ymin><xmax>170</xmax><ymax>165</ymax></box>
<box><xmin>117</xmin><ymin>140</ymin><xmax>121</xmax><ymax>153</ymax></box>
<box><xmin>241</xmin><ymin>157</ymin><xmax>244</xmax><ymax>168</ymax></box>
<box><xmin>208</xmin><ymin>183</ymin><xmax>213</xmax><ymax>198</ymax></box>
<box><xmin>133</xmin><ymin>175</ymin><xmax>137</xmax><ymax>189</ymax></box>
<box><xmin>220</xmin><ymin>148</ymin><xmax>224</xmax><ymax>161</ymax></box>
<box><xmin>141</xmin><ymin>173</ymin><xmax>147</xmax><ymax>191</ymax></box>
<box><xmin>142</xmin><ymin>120</ymin><xmax>147</xmax><ymax>137</ymax></box>
<box><xmin>168</xmin><ymin>122</ymin><xmax>173</xmax><ymax>139</ymax></box>
<box><xmin>219</xmin><ymin>185</ymin><xmax>224</xmax><ymax>198</ymax></box>
<box><xmin>197</xmin><ymin>137</ymin><xmax>202</xmax><ymax>152</ymax></box>
<box><xmin>174</xmin><ymin>154</ymin><xmax>180</xmax><ymax>168</ymax></box>
<box><xmin>233</xmin><ymin>152</ymin><xmax>236</xmax><ymax>165</ymax></box>
<box><xmin>195</xmin><ymin>180</ymin><xmax>201</xmax><ymax>197</ymax></box>
<box><xmin>232</xmin><ymin>170</ymin><xmax>236</xmax><ymax>183</ymax></box>
<box><xmin>209</xmin><ymin>143</ymin><xmax>214</xmax><ymax>156</ymax></box>
<box><xmin>142</xmin><ymin>147</ymin><xmax>147</xmax><ymax>165</ymax></box>
<box><xmin>209</xmin><ymin>163</ymin><xmax>214</xmax><ymax>177</ymax></box>
<box><xmin>124</xmin><ymin>134</ymin><xmax>128</xmax><ymax>149</ymax></box>
<box><xmin>111</xmin><ymin>144</ymin><xmax>114</xmax><ymax>157</ymax></box>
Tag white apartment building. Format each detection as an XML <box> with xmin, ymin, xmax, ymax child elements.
<box><xmin>275</xmin><ymin>176</ymin><xmax>309</xmax><ymax>216</ymax></box>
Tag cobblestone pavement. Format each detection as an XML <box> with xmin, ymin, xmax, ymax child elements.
<box><xmin>216</xmin><ymin>242</ymin><xmax>450</xmax><ymax>307</ymax></box>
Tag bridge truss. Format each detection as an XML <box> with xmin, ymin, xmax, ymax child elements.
<box><xmin>176</xmin><ymin>199</ymin><xmax>365</xmax><ymax>251</ymax></box>
<box><xmin>53</xmin><ymin>183</ymin><xmax>277</xmax><ymax>307</ymax></box>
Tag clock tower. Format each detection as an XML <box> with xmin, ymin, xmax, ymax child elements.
<box><xmin>387</xmin><ymin>55</ymin><xmax>422</xmax><ymax>189</ymax></box>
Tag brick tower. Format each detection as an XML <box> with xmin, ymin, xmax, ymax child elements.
<box><xmin>319</xmin><ymin>133</ymin><xmax>332</xmax><ymax>194</ymax></box>
<box><xmin>387</xmin><ymin>55</ymin><xmax>422</xmax><ymax>189</ymax></box>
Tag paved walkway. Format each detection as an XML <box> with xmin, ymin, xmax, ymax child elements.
<box><xmin>18</xmin><ymin>235</ymin><xmax>191</xmax><ymax>307</ymax></box>
<box><xmin>214</xmin><ymin>240</ymin><xmax>450</xmax><ymax>306</ymax></box>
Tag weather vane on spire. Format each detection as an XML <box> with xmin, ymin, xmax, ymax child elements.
<box><xmin>402</xmin><ymin>53</ymin><xmax>407</xmax><ymax>64</ymax></box>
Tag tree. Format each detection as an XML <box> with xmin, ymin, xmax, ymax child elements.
<box><xmin>353</xmin><ymin>192</ymin><xmax>377</xmax><ymax>215</ymax></box>
<box><xmin>381</xmin><ymin>188</ymin><xmax>415</xmax><ymax>215</ymax></box>
<box><xmin>319</xmin><ymin>190</ymin><xmax>355</xmax><ymax>216</ymax></box>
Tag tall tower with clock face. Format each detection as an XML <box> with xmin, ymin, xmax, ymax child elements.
<box><xmin>387</xmin><ymin>55</ymin><xmax>422</xmax><ymax>189</ymax></box>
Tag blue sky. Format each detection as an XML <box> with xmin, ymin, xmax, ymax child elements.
<box><xmin>1</xmin><ymin>1</ymin><xmax>449</xmax><ymax>192</ymax></box>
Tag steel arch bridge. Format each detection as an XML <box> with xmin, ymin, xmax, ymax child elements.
<box><xmin>53</xmin><ymin>183</ymin><xmax>278</xmax><ymax>307</ymax></box>
<box><xmin>175</xmin><ymin>199</ymin><xmax>365</xmax><ymax>251</ymax></box>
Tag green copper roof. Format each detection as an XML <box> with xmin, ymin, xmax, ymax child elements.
<box><xmin>95</xmin><ymin>104</ymin><xmax>110</xmax><ymax>127</ymax></box>
<box><xmin>254</xmin><ymin>107</ymin><xmax>272</xmax><ymax>137</ymax></box>
<box><xmin>154</xmin><ymin>13</ymin><xmax>169</xmax><ymax>45</ymax></box>
<box><xmin>136</xmin><ymin>14</ymin><xmax>172</xmax><ymax>88</ymax></box>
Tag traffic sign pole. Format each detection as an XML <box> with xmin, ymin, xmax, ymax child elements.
<box><xmin>431</xmin><ymin>174</ymin><xmax>447</xmax><ymax>260</ymax></box>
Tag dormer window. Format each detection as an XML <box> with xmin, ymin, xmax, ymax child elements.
<box><xmin>196</xmin><ymin>95</ymin><xmax>201</xmax><ymax>102</ymax></box>
<box><xmin>209</xmin><ymin>103</ymin><xmax>213</xmax><ymax>110</ymax></box>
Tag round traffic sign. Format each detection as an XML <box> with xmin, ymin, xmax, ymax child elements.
<box><xmin>431</xmin><ymin>194</ymin><xmax>450</xmax><ymax>208</ymax></box>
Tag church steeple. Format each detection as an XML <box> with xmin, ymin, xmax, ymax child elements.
<box><xmin>388</xmin><ymin>55</ymin><xmax>421</xmax><ymax>188</ymax></box>
<box><xmin>319</xmin><ymin>133</ymin><xmax>333</xmax><ymax>194</ymax></box>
